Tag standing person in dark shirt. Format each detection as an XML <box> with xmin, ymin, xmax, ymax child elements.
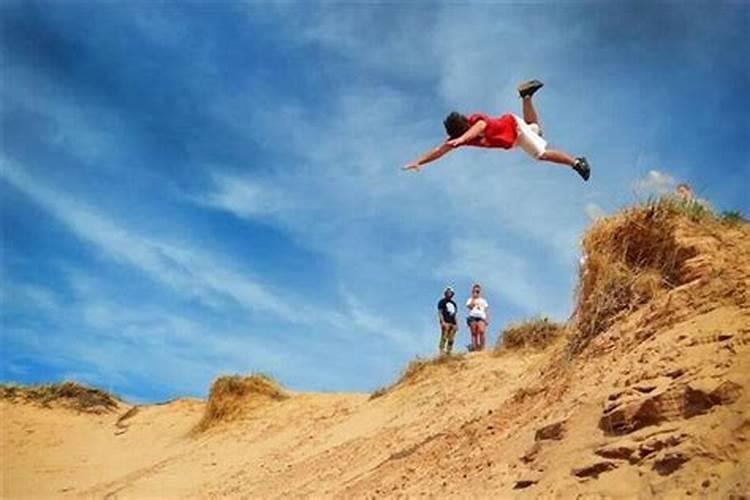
<box><xmin>437</xmin><ymin>287</ymin><xmax>459</xmax><ymax>355</ymax></box>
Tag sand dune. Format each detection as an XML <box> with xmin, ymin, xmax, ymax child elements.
<box><xmin>3</xmin><ymin>199</ymin><xmax>749</xmax><ymax>498</ymax></box>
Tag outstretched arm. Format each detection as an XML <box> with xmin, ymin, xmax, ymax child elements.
<box><xmin>403</xmin><ymin>142</ymin><xmax>453</xmax><ymax>171</ymax></box>
<box><xmin>446</xmin><ymin>120</ymin><xmax>486</xmax><ymax>148</ymax></box>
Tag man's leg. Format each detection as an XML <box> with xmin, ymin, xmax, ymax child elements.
<box><xmin>522</xmin><ymin>96</ymin><xmax>539</xmax><ymax>126</ymax></box>
<box><xmin>539</xmin><ymin>149</ymin><xmax>576</xmax><ymax>167</ymax></box>
<box><xmin>439</xmin><ymin>324</ymin><xmax>447</xmax><ymax>353</ymax></box>
<box><xmin>514</xmin><ymin>113</ymin><xmax>590</xmax><ymax>180</ymax></box>
<box><xmin>535</xmin><ymin>149</ymin><xmax>591</xmax><ymax>181</ymax></box>
<box><xmin>446</xmin><ymin>324</ymin><xmax>456</xmax><ymax>354</ymax></box>
<box><xmin>540</xmin><ymin>150</ymin><xmax>591</xmax><ymax>180</ymax></box>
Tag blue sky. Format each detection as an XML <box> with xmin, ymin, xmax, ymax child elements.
<box><xmin>1</xmin><ymin>1</ymin><xmax>748</xmax><ymax>402</ymax></box>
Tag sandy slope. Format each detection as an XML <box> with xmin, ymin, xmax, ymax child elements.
<box><xmin>1</xmin><ymin>353</ymin><xmax>545</xmax><ymax>498</ymax></box>
<box><xmin>3</xmin><ymin>214</ymin><xmax>749</xmax><ymax>498</ymax></box>
<box><xmin>3</xmin><ymin>319</ymin><xmax>748</xmax><ymax>499</ymax></box>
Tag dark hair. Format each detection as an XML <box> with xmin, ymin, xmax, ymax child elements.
<box><xmin>443</xmin><ymin>112</ymin><xmax>469</xmax><ymax>139</ymax></box>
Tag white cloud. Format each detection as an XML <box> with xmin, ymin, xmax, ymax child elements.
<box><xmin>584</xmin><ymin>202</ymin><xmax>606</xmax><ymax>221</ymax></box>
<box><xmin>1</xmin><ymin>268</ymin><xmax>291</xmax><ymax>396</ymax></box>
<box><xmin>4</xmin><ymin>4</ymin><xmax>675</xmax><ymax>396</ymax></box>
<box><xmin>191</xmin><ymin>11</ymin><xmax>605</xmax><ymax>337</ymax></box>
<box><xmin>0</xmin><ymin>159</ymin><xmax>297</xmax><ymax>319</ymax></box>
<box><xmin>247</xmin><ymin>5</ymin><xmax>440</xmax><ymax>82</ymax></box>
<box><xmin>200</xmin><ymin>5</ymin><xmax>616</xmax><ymax>280</ymax></box>
<box><xmin>195</xmin><ymin>172</ymin><xmax>293</xmax><ymax>219</ymax></box>
<box><xmin>1</xmin><ymin>66</ymin><xmax>124</xmax><ymax>166</ymax></box>
<box><xmin>340</xmin><ymin>290</ymin><xmax>427</xmax><ymax>352</ymax></box>
<box><xmin>1</xmin><ymin>283</ymin><xmax>62</xmax><ymax>315</ymax></box>
<box><xmin>1</xmin><ymin>160</ymin><xmax>427</xmax><ymax>363</ymax></box>
<box><xmin>634</xmin><ymin>169</ymin><xmax>676</xmax><ymax>197</ymax></box>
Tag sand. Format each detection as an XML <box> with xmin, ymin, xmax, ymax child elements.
<box><xmin>3</xmin><ymin>208</ymin><xmax>749</xmax><ymax>498</ymax></box>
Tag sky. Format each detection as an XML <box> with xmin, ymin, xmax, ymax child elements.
<box><xmin>1</xmin><ymin>1</ymin><xmax>748</xmax><ymax>402</ymax></box>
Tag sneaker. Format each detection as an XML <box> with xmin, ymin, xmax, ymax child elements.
<box><xmin>518</xmin><ymin>79</ymin><xmax>544</xmax><ymax>99</ymax></box>
<box><xmin>573</xmin><ymin>157</ymin><xmax>591</xmax><ymax>181</ymax></box>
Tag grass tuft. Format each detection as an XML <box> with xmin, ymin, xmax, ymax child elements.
<box><xmin>369</xmin><ymin>386</ymin><xmax>388</xmax><ymax>401</ymax></box>
<box><xmin>652</xmin><ymin>195</ymin><xmax>715</xmax><ymax>222</ymax></box>
<box><xmin>397</xmin><ymin>354</ymin><xmax>464</xmax><ymax>386</ymax></box>
<box><xmin>0</xmin><ymin>382</ymin><xmax>119</xmax><ymax>413</ymax></box>
<box><xmin>496</xmin><ymin>317</ymin><xmax>565</xmax><ymax>352</ymax></box>
<box><xmin>568</xmin><ymin>196</ymin><xmax>704</xmax><ymax>356</ymax></box>
<box><xmin>720</xmin><ymin>210</ymin><xmax>746</xmax><ymax>225</ymax></box>
<box><xmin>369</xmin><ymin>354</ymin><xmax>465</xmax><ymax>401</ymax></box>
<box><xmin>193</xmin><ymin>373</ymin><xmax>288</xmax><ymax>433</ymax></box>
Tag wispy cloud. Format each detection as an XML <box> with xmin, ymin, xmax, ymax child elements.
<box><xmin>434</xmin><ymin>238</ymin><xmax>561</xmax><ymax>318</ymax></box>
<box><xmin>1</xmin><ymin>159</ymin><xmax>295</xmax><ymax>319</ymax></box>
<box><xmin>195</xmin><ymin>172</ymin><xmax>293</xmax><ymax>219</ymax></box>
<box><xmin>634</xmin><ymin>169</ymin><xmax>676</xmax><ymax>197</ymax></box>
<box><xmin>584</xmin><ymin>203</ymin><xmax>606</xmax><ymax>221</ymax></box>
<box><xmin>3</xmin><ymin>2</ymin><xmax>746</xmax><ymax>400</ymax></box>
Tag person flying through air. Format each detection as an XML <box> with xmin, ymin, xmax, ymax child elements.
<box><xmin>402</xmin><ymin>80</ymin><xmax>591</xmax><ymax>181</ymax></box>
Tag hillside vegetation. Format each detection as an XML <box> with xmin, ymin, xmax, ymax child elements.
<box><xmin>2</xmin><ymin>197</ymin><xmax>748</xmax><ymax>498</ymax></box>
<box><xmin>0</xmin><ymin>382</ymin><xmax>119</xmax><ymax>414</ymax></box>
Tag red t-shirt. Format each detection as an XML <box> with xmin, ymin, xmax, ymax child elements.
<box><xmin>463</xmin><ymin>113</ymin><xmax>518</xmax><ymax>149</ymax></box>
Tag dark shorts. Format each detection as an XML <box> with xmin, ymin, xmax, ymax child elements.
<box><xmin>467</xmin><ymin>317</ymin><xmax>486</xmax><ymax>326</ymax></box>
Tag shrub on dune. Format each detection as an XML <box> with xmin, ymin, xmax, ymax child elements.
<box><xmin>0</xmin><ymin>382</ymin><xmax>119</xmax><ymax>413</ymax></box>
<box><xmin>194</xmin><ymin>373</ymin><xmax>288</xmax><ymax>432</ymax></box>
<box><xmin>568</xmin><ymin>196</ymin><xmax>707</xmax><ymax>355</ymax></box>
<box><xmin>496</xmin><ymin>317</ymin><xmax>565</xmax><ymax>352</ymax></box>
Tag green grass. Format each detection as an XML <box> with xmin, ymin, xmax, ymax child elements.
<box><xmin>643</xmin><ymin>195</ymin><xmax>715</xmax><ymax>222</ymax></box>
<box><xmin>720</xmin><ymin>210</ymin><xmax>746</xmax><ymax>225</ymax></box>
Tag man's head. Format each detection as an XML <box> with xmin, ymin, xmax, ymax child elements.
<box><xmin>443</xmin><ymin>112</ymin><xmax>469</xmax><ymax>139</ymax></box>
<box><xmin>444</xmin><ymin>286</ymin><xmax>455</xmax><ymax>299</ymax></box>
<box><xmin>471</xmin><ymin>283</ymin><xmax>481</xmax><ymax>296</ymax></box>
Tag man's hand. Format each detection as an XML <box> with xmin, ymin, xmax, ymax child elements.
<box><xmin>446</xmin><ymin>138</ymin><xmax>464</xmax><ymax>148</ymax></box>
<box><xmin>402</xmin><ymin>162</ymin><xmax>422</xmax><ymax>172</ymax></box>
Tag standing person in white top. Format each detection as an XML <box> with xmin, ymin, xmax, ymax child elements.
<box><xmin>466</xmin><ymin>283</ymin><xmax>490</xmax><ymax>351</ymax></box>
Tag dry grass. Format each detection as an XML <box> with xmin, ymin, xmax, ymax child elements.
<box><xmin>193</xmin><ymin>373</ymin><xmax>288</xmax><ymax>433</ymax></box>
<box><xmin>369</xmin><ymin>354</ymin><xmax>465</xmax><ymax>401</ymax></box>
<box><xmin>0</xmin><ymin>382</ymin><xmax>119</xmax><ymax>413</ymax></box>
<box><xmin>568</xmin><ymin>197</ymin><xmax>702</xmax><ymax>356</ymax></box>
<box><xmin>369</xmin><ymin>386</ymin><xmax>388</xmax><ymax>401</ymax></box>
<box><xmin>397</xmin><ymin>354</ymin><xmax>465</xmax><ymax>386</ymax></box>
<box><xmin>496</xmin><ymin>317</ymin><xmax>565</xmax><ymax>352</ymax></box>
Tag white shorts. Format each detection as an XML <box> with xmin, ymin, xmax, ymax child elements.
<box><xmin>512</xmin><ymin>114</ymin><xmax>547</xmax><ymax>159</ymax></box>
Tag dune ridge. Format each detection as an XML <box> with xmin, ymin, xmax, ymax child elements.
<box><xmin>2</xmin><ymin>199</ymin><xmax>749</xmax><ymax>498</ymax></box>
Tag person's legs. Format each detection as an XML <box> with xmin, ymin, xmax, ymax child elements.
<box><xmin>513</xmin><ymin>109</ymin><xmax>591</xmax><ymax>180</ymax></box>
<box><xmin>478</xmin><ymin>321</ymin><xmax>486</xmax><ymax>350</ymax></box>
<box><xmin>539</xmin><ymin>149</ymin><xmax>577</xmax><ymax>167</ymax></box>
<box><xmin>439</xmin><ymin>324</ymin><xmax>448</xmax><ymax>354</ymax></box>
<box><xmin>539</xmin><ymin>149</ymin><xmax>591</xmax><ymax>181</ymax></box>
<box><xmin>522</xmin><ymin>96</ymin><xmax>539</xmax><ymax>127</ymax></box>
<box><xmin>470</xmin><ymin>320</ymin><xmax>479</xmax><ymax>350</ymax></box>
<box><xmin>445</xmin><ymin>324</ymin><xmax>457</xmax><ymax>354</ymax></box>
